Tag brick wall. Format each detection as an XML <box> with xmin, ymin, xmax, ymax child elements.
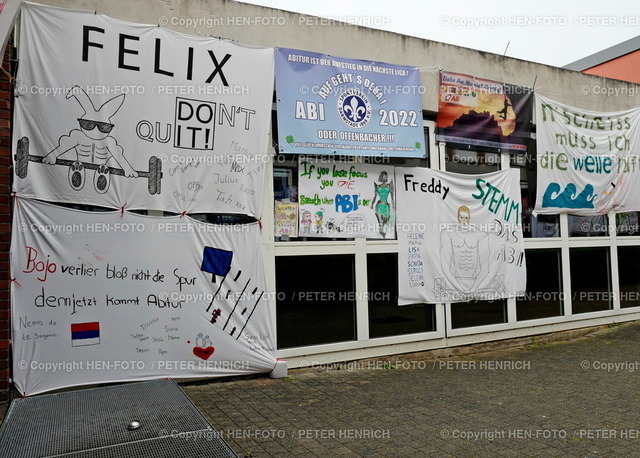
<box><xmin>0</xmin><ymin>44</ymin><xmax>13</xmax><ymax>403</ymax></box>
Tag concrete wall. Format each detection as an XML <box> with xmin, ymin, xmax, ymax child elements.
<box><xmin>34</xmin><ymin>0</ymin><xmax>640</xmax><ymax>113</ymax></box>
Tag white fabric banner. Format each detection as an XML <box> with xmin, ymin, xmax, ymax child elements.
<box><xmin>13</xmin><ymin>2</ymin><xmax>274</xmax><ymax>216</ymax></box>
<box><xmin>397</xmin><ymin>168</ymin><xmax>526</xmax><ymax>304</ymax></box>
<box><xmin>11</xmin><ymin>198</ymin><xmax>276</xmax><ymax>396</ymax></box>
<box><xmin>298</xmin><ymin>157</ymin><xmax>395</xmax><ymax>239</ymax></box>
<box><xmin>534</xmin><ymin>94</ymin><xmax>640</xmax><ymax>215</ymax></box>
<box><xmin>0</xmin><ymin>0</ymin><xmax>20</xmax><ymax>64</ymax></box>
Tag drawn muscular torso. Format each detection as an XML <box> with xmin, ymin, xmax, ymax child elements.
<box><xmin>440</xmin><ymin>227</ymin><xmax>489</xmax><ymax>292</ymax></box>
<box><xmin>68</xmin><ymin>131</ymin><xmax>114</xmax><ymax>164</ymax></box>
<box><xmin>44</xmin><ymin>129</ymin><xmax>136</xmax><ymax>177</ymax></box>
<box><xmin>450</xmin><ymin>233</ymin><xmax>482</xmax><ymax>279</ymax></box>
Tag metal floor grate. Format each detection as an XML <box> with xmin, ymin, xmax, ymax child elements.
<box><xmin>0</xmin><ymin>379</ymin><xmax>238</xmax><ymax>458</ymax></box>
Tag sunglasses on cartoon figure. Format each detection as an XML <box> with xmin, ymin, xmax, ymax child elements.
<box><xmin>77</xmin><ymin>118</ymin><xmax>114</xmax><ymax>134</ymax></box>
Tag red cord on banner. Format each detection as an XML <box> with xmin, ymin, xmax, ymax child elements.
<box><xmin>120</xmin><ymin>203</ymin><xmax>128</xmax><ymax>217</ymax></box>
<box><xmin>10</xmin><ymin>278</ymin><xmax>22</xmax><ymax>287</ymax></box>
<box><xmin>258</xmin><ymin>219</ymin><xmax>263</xmax><ymax>229</ymax></box>
<box><xmin>12</xmin><ymin>193</ymin><xmax>20</xmax><ymax>209</ymax></box>
<box><xmin>180</xmin><ymin>211</ymin><xmax>187</xmax><ymax>218</ymax></box>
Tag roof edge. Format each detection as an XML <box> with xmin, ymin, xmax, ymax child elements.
<box><xmin>564</xmin><ymin>35</ymin><xmax>640</xmax><ymax>71</ymax></box>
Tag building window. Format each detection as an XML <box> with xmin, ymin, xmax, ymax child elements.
<box><xmin>367</xmin><ymin>253</ymin><xmax>435</xmax><ymax>338</ymax></box>
<box><xmin>617</xmin><ymin>246</ymin><xmax>640</xmax><ymax>308</ymax></box>
<box><xmin>510</xmin><ymin>152</ymin><xmax>560</xmax><ymax>238</ymax></box>
<box><xmin>569</xmin><ymin>247</ymin><xmax>611</xmax><ymax>314</ymax></box>
<box><xmin>445</xmin><ymin>148</ymin><xmax>500</xmax><ymax>174</ymax></box>
<box><xmin>616</xmin><ymin>212</ymin><xmax>640</xmax><ymax>236</ymax></box>
<box><xmin>274</xmin><ymin>164</ymin><xmax>296</xmax><ymax>203</ymax></box>
<box><xmin>189</xmin><ymin>213</ymin><xmax>257</xmax><ymax>224</ymax></box>
<box><xmin>451</xmin><ymin>299</ymin><xmax>507</xmax><ymax>329</ymax></box>
<box><xmin>568</xmin><ymin>215</ymin><xmax>609</xmax><ymax>237</ymax></box>
<box><xmin>275</xmin><ymin>254</ymin><xmax>356</xmax><ymax>348</ymax></box>
<box><xmin>517</xmin><ymin>249</ymin><xmax>563</xmax><ymax>320</ymax></box>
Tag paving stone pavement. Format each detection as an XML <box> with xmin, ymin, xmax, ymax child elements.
<box><xmin>182</xmin><ymin>322</ymin><xmax>640</xmax><ymax>457</ymax></box>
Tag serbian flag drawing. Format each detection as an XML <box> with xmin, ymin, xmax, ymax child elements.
<box><xmin>71</xmin><ymin>322</ymin><xmax>100</xmax><ymax>347</ymax></box>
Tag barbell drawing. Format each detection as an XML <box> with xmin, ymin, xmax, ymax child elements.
<box><xmin>14</xmin><ymin>137</ymin><xmax>162</xmax><ymax>195</ymax></box>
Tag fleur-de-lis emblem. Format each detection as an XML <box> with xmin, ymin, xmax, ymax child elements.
<box><xmin>343</xmin><ymin>95</ymin><xmax>366</xmax><ymax>122</ymax></box>
<box><xmin>337</xmin><ymin>90</ymin><xmax>371</xmax><ymax>128</ymax></box>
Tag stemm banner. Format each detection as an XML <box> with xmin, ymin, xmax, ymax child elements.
<box><xmin>397</xmin><ymin>168</ymin><xmax>526</xmax><ymax>304</ymax></box>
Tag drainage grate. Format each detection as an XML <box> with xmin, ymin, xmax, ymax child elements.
<box><xmin>0</xmin><ymin>379</ymin><xmax>238</xmax><ymax>458</ymax></box>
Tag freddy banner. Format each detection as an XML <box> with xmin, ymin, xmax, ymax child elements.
<box><xmin>397</xmin><ymin>168</ymin><xmax>526</xmax><ymax>304</ymax></box>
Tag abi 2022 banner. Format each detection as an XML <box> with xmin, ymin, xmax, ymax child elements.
<box><xmin>11</xmin><ymin>198</ymin><xmax>276</xmax><ymax>395</ymax></box>
<box><xmin>13</xmin><ymin>3</ymin><xmax>274</xmax><ymax>216</ymax></box>
<box><xmin>275</xmin><ymin>47</ymin><xmax>426</xmax><ymax>158</ymax></box>
<box><xmin>534</xmin><ymin>94</ymin><xmax>640</xmax><ymax>215</ymax></box>
<box><xmin>298</xmin><ymin>157</ymin><xmax>395</xmax><ymax>239</ymax></box>
<box><xmin>436</xmin><ymin>71</ymin><xmax>533</xmax><ymax>152</ymax></box>
<box><xmin>397</xmin><ymin>168</ymin><xmax>526</xmax><ymax>304</ymax></box>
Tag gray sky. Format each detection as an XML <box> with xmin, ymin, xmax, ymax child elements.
<box><xmin>239</xmin><ymin>0</ymin><xmax>640</xmax><ymax>67</ymax></box>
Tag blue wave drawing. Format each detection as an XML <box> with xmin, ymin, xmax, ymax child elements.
<box><xmin>542</xmin><ymin>182</ymin><xmax>596</xmax><ymax>209</ymax></box>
